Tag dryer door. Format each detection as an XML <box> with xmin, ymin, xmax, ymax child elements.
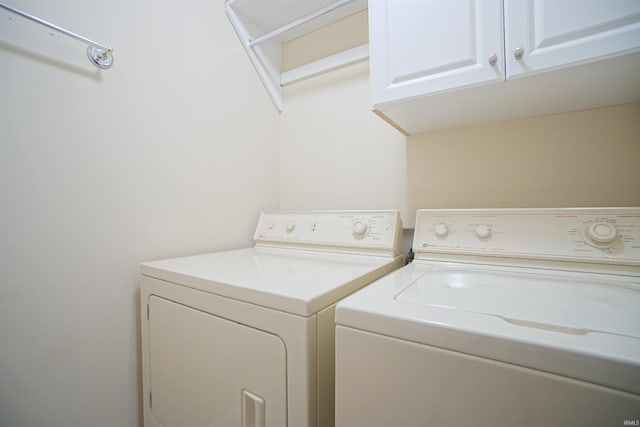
<box><xmin>146</xmin><ymin>296</ymin><xmax>287</xmax><ymax>427</ymax></box>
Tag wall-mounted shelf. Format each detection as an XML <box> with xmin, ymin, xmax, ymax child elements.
<box><xmin>225</xmin><ymin>0</ymin><xmax>368</xmax><ymax>111</ymax></box>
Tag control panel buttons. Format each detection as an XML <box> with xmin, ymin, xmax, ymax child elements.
<box><xmin>582</xmin><ymin>221</ymin><xmax>619</xmax><ymax>248</ymax></box>
<box><xmin>254</xmin><ymin>211</ymin><xmax>400</xmax><ymax>255</ymax></box>
<box><xmin>412</xmin><ymin>208</ymin><xmax>640</xmax><ymax>264</ymax></box>
<box><xmin>352</xmin><ymin>219</ymin><xmax>369</xmax><ymax>237</ymax></box>
<box><xmin>434</xmin><ymin>223</ymin><xmax>449</xmax><ymax>238</ymax></box>
<box><xmin>475</xmin><ymin>225</ymin><xmax>491</xmax><ymax>239</ymax></box>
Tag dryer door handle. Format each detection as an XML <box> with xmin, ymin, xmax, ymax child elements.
<box><xmin>242</xmin><ymin>389</ymin><xmax>265</xmax><ymax>427</ymax></box>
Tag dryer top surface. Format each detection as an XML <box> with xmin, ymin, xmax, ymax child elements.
<box><xmin>142</xmin><ymin>247</ymin><xmax>400</xmax><ymax>317</ymax></box>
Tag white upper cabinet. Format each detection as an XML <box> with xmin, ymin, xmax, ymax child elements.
<box><xmin>370</xmin><ymin>0</ymin><xmax>640</xmax><ymax>135</ymax></box>
<box><xmin>506</xmin><ymin>0</ymin><xmax>640</xmax><ymax>78</ymax></box>
<box><xmin>371</xmin><ymin>0</ymin><xmax>504</xmax><ymax>104</ymax></box>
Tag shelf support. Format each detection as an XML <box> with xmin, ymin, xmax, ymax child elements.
<box><xmin>281</xmin><ymin>44</ymin><xmax>369</xmax><ymax>86</ymax></box>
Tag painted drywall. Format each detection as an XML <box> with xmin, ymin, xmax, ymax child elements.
<box><xmin>279</xmin><ymin>56</ymin><xmax>639</xmax><ymax>230</ymax></box>
<box><xmin>282</xmin><ymin>10</ymin><xmax>368</xmax><ymax>71</ymax></box>
<box><xmin>406</xmin><ymin>103</ymin><xmax>640</xmax><ymax>226</ymax></box>
<box><xmin>279</xmin><ymin>60</ymin><xmax>409</xmax><ymax>223</ymax></box>
<box><xmin>279</xmin><ymin>10</ymin><xmax>408</xmax><ymax>224</ymax></box>
<box><xmin>0</xmin><ymin>1</ymin><xmax>279</xmax><ymax>426</ymax></box>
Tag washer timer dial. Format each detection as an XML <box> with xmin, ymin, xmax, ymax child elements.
<box><xmin>582</xmin><ymin>221</ymin><xmax>620</xmax><ymax>248</ymax></box>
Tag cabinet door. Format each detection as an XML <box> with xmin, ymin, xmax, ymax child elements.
<box><xmin>505</xmin><ymin>0</ymin><xmax>640</xmax><ymax>78</ymax></box>
<box><xmin>370</xmin><ymin>0</ymin><xmax>504</xmax><ymax>105</ymax></box>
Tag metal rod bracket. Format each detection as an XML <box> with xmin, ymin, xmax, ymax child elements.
<box><xmin>1</xmin><ymin>2</ymin><xmax>114</xmax><ymax>69</ymax></box>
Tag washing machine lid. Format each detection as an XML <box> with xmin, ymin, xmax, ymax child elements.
<box><xmin>395</xmin><ymin>265</ymin><xmax>640</xmax><ymax>339</ymax></box>
<box><xmin>335</xmin><ymin>261</ymin><xmax>640</xmax><ymax>394</ymax></box>
<box><xmin>142</xmin><ymin>247</ymin><xmax>399</xmax><ymax>317</ymax></box>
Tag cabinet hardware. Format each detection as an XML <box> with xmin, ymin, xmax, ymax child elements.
<box><xmin>514</xmin><ymin>46</ymin><xmax>525</xmax><ymax>60</ymax></box>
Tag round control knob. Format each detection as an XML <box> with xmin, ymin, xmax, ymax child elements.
<box><xmin>434</xmin><ymin>223</ymin><xmax>449</xmax><ymax>238</ymax></box>
<box><xmin>585</xmin><ymin>222</ymin><xmax>618</xmax><ymax>244</ymax></box>
<box><xmin>475</xmin><ymin>225</ymin><xmax>491</xmax><ymax>239</ymax></box>
<box><xmin>352</xmin><ymin>219</ymin><xmax>368</xmax><ymax>236</ymax></box>
<box><xmin>285</xmin><ymin>223</ymin><xmax>295</xmax><ymax>233</ymax></box>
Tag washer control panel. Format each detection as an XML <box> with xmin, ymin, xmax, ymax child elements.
<box><xmin>254</xmin><ymin>211</ymin><xmax>402</xmax><ymax>256</ymax></box>
<box><xmin>414</xmin><ymin>208</ymin><xmax>640</xmax><ymax>265</ymax></box>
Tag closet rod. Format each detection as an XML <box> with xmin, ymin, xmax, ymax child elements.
<box><xmin>0</xmin><ymin>2</ymin><xmax>114</xmax><ymax>69</ymax></box>
<box><xmin>248</xmin><ymin>0</ymin><xmax>354</xmax><ymax>47</ymax></box>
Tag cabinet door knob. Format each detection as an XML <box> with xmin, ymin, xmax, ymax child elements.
<box><xmin>514</xmin><ymin>46</ymin><xmax>524</xmax><ymax>60</ymax></box>
<box><xmin>488</xmin><ymin>52</ymin><xmax>498</xmax><ymax>66</ymax></box>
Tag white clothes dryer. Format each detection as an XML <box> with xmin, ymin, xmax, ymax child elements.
<box><xmin>335</xmin><ymin>208</ymin><xmax>640</xmax><ymax>427</ymax></box>
<box><xmin>140</xmin><ymin>210</ymin><xmax>403</xmax><ymax>427</ymax></box>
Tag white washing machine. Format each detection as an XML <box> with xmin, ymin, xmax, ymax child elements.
<box><xmin>335</xmin><ymin>208</ymin><xmax>640</xmax><ymax>427</ymax></box>
<box><xmin>140</xmin><ymin>210</ymin><xmax>403</xmax><ymax>427</ymax></box>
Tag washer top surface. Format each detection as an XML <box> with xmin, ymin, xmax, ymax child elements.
<box><xmin>142</xmin><ymin>247</ymin><xmax>399</xmax><ymax>317</ymax></box>
<box><xmin>336</xmin><ymin>208</ymin><xmax>640</xmax><ymax>395</ymax></box>
<box><xmin>395</xmin><ymin>264</ymin><xmax>640</xmax><ymax>339</ymax></box>
<box><xmin>336</xmin><ymin>260</ymin><xmax>640</xmax><ymax>394</ymax></box>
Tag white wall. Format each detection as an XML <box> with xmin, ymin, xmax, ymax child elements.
<box><xmin>279</xmin><ymin>11</ymin><xmax>409</xmax><ymax>224</ymax></box>
<box><xmin>0</xmin><ymin>1</ymin><xmax>279</xmax><ymax>426</ymax></box>
<box><xmin>407</xmin><ymin>103</ymin><xmax>640</xmax><ymax>226</ymax></box>
<box><xmin>279</xmin><ymin>62</ymin><xmax>408</xmax><ymax>222</ymax></box>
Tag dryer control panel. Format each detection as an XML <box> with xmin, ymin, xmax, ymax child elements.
<box><xmin>254</xmin><ymin>211</ymin><xmax>402</xmax><ymax>257</ymax></box>
<box><xmin>413</xmin><ymin>208</ymin><xmax>640</xmax><ymax>266</ymax></box>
